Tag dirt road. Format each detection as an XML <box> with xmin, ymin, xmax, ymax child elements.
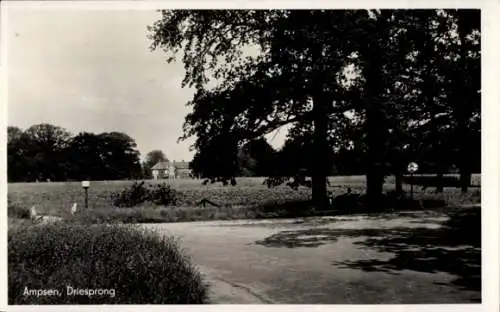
<box><xmin>142</xmin><ymin>211</ymin><xmax>480</xmax><ymax>304</ymax></box>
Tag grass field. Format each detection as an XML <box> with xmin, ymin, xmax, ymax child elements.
<box><xmin>7</xmin><ymin>175</ymin><xmax>481</xmax><ymax>224</ymax></box>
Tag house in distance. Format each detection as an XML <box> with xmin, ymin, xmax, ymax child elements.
<box><xmin>151</xmin><ymin>160</ymin><xmax>192</xmax><ymax>180</ymax></box>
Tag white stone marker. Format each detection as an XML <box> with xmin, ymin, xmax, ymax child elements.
<box><xmin>71</xmin><ymin>203</ymin><xmax>78</xmax><ymax>215</ymax></box>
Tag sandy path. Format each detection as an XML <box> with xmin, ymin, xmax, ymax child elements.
<box><xmin>142</xmin><ymin>212</ymin><xmax>480</xmax><ymax>304</ymax></box>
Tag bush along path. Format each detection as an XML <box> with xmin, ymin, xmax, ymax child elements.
<box><xmin>8</xmin><ymin>222</ymin><xmax>209</xmax><ymax>304</ymax></box>
<box><xmin>111</xmin><ymin>181</ymin><xmax>179</xmax><ymax>207</ymax></box>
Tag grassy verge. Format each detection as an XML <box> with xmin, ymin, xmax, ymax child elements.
<box><xmin>8</xmin><ymin>222</ymin><xmax>209</xmax><ymax>304</ymax></box>
<box><xmin>61</xmin><ymin>205</ymin><xmax>253</xmax><ymax>224</ymax></box>
<box><xmin>58</xmin><ymin>187</ymin><xmax>480</xmax><ymax>224</ymax></box>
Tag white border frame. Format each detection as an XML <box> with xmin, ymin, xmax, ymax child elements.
<box><xmin>1</xmin><ymin>1</ymin><xmax>498</xmax><ymax>311</ymax></box>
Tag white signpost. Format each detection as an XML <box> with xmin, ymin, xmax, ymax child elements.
<box><xmin>407</xmin><ymin>162</ymin><xmax>418</xmax><ymax>198</ymax></box>
<box><xmin>71</xmin><ymin>203</ymin><xmax>78</xmax><ymax>215</ymax></box>
<box><xmin>407</xmin><ymin>162</ymin><xmax>419</xmax><ymax>173</ymax></box>
<box><xmin>82</xmin><ymin>181</ymin><xmax>90</xmax><ymax>209</ymax></box>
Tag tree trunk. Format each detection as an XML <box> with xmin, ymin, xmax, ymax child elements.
<box><xmin>309</xmin><ymin>40</ymin><xmax>331</xmax><ymax>210</ymax></box>
<box><xmin>311</xmin><ymin>93</ymin><xmax>330</xmax><ymax>209</ymax></box>
<box><xmin>395</xmin><ymin>171</ymin><xmax>403</xmax><ymax>194</ymax></box>
<box><xmin>365</xmin><ymin>106</ymin><xmax>388</xmax><ymax>206</ymax></box>
<box><xmin>366</xmin><ymin>165</ymin><xmax>385</xmax><ymax>201</ymax></box>
<box><xmin>460</xmin><ymin>169</ymin><xmax>471</xmax><ymax>193</ymax></box>
<box><xmin>361</xmin><ymin>41</ymin><xmax>387</xmax><ymax>207</ymax></box>
<box><xmin>436</xmin><ymin>171</ymin><xmax>444</xmax><ymax>193</ymax></box>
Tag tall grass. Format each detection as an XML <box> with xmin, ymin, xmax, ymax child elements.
<box><xmin>7</xmin><ymin>197</ymin><xmax>31</xmax><ymax>219</ymax></box>
<box><xmin>8</xmin><ymin>222</ymin><xmax>209</xmax><ymax>304</ymax></box>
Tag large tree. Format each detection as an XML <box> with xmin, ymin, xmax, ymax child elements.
<box><xmin>68</xmin><ymin>131</ymin><xmax>142</xmax><ymax>181</ymax></box>
<box><xmin>149</xmin><ymin>10</ymin><xmax>369</xmax><ymax>207</ymax></box>
<box><xmin>22</xmin><ymin>123</ymin><xmax>72</xmax><ymax>181</ymax></box>
<box><xmin>145</xmin><ymin>150</ymin><xmax>168</xmax><ymax>166</ymax></box>
<box><xmin>8</xmin><ymin>126</ymin><xmax>23</xmax><ymax>143</ymax></box>
<box><xmin>67</xmin><ymin>132</ymin><xmax>108</xmax><ymax>180</ymax></box>
<box><xmin>98</xmin><ymin>132</ymin><xmax>142</xmax><ymax>180</ymax></box>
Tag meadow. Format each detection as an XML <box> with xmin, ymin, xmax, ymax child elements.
<box><xmin>8</xmin><ymin>175</ymin><xmax>481</xmax><ymax>224</ymax></box>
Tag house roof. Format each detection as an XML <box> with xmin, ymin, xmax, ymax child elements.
<box><xmin>152</xmin><ymin>160</ymin><xmax>191</xmax><ymax>170</ymax></box>
<box><xmin>151</xmin><ymin>161</ymin><xmax>170</xmax><ymax>170</ymax></box>
<box><xmin>173</xmin><ymin>161</ymin><xmax>190</xmax><ymax>170</ymax></box>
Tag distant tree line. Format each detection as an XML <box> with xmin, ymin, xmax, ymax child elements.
<box><xmin>7</xmin><ymin>123</ymin><xmax>142</xmax><ymax>182</ymax></box>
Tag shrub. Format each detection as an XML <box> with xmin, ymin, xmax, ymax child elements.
<box><xmin>330</xmin><ymin>192</ymin><xmax>364</xmax><ymax>212</ymax></box>
<box><xmin>149</xmin><ymin>183</ymin><xmax>178</xmax><ymax>206</ymax></box>
<box><xmin>111</xmin><ymin>181</ymin><xmax>150</xmax><ymax>207</ymax></box>
<box><xmin>111</xmin><ymin>181</ymin><xmax>179</xmax><ymax>207</ymax></box>
<box><xmin>8</xmin><ymin>223</ymin><xmax>209</xmax><ymax>304</ymax></box>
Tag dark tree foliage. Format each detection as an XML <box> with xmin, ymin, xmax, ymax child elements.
<box><xmin>445</xmin><ymin>9</ymin><xmax>480</xmax><ymax>192</ymax></box>
<box><xmin>149</xmin><ymin>10</ymin><xmax>367</xmax><ymax>207</ymax></box>
<box><xmin>8</xmin><ymin>126</ymin><xmax>36</xmax><ymax>182</ymax></box>
<box><xmin>98</xmin><ymin>132</ymin><xmax>143</xmax><ymax>180</ymax></box>
<box><xmin>148</xmin><ymin>9</ymin><xmax>480</xmax><ymax>208</ymax></box>
<box><xmin>7</xmin><ymin>124</ymin><xmax>142</xmax><ymax>182</ymax></box>
<box><xmin>189</xmin><ymin>133</ymin><xmax>240</xmax><ymax>182</ymax></box>
<box><xmin>238</xmin><ymin>138</ymin><xmax>277</xmax><ymax>177</ymax></box>
<box><xmin>67</xmin><ymin>132</ymin><xmax>109</xmax><ymax>181</ymax></box>
<box><xmin>8</xmin><ymin>124</ymin><xmax>72</xmax><ymax>182</ymax></box>
<box><xmin>398</xmin><ymin>10</ymin><xmax>480</xmax><ymax>192</ymax></box>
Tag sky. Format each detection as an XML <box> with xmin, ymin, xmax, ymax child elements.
<box><xmin>7</xmin><ymin>9</ymin><xmax>288</xmax><ymax>162</ymax></box>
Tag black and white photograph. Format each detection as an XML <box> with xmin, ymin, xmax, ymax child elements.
<box><xmin>2</xmin><ymin>2</ymin><xmax>494</xmax><ymax>309</ymax></box>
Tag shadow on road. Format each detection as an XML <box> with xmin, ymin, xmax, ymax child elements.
<box><xmin>255</xmin><ymin>228</ymin><xmax>386</xmax><ymax>248</ymax></box>
<box><xmin>255</xmin><ymin>208</ymin><xmax>480</xmax><ymax>296</ymax></box>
